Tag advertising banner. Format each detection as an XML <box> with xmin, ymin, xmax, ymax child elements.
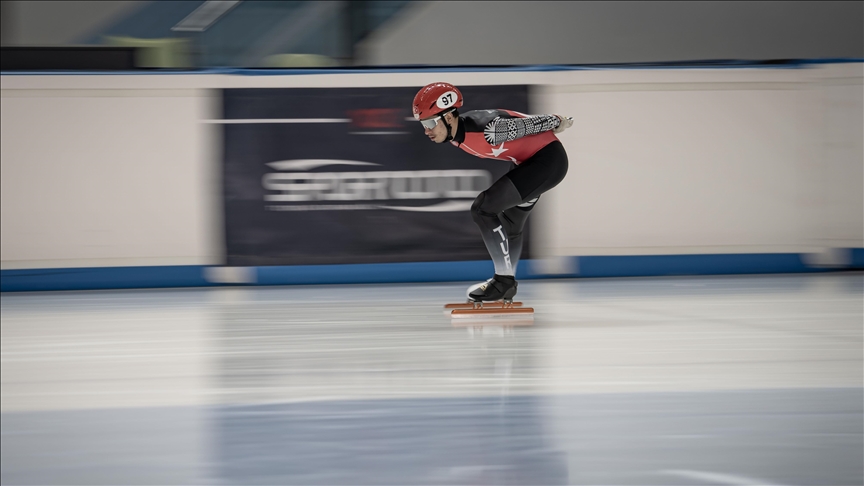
<box><xmin>222</xmin><ymin>85</ymin><xmax>531</xmax><ymax>266</ymax></box>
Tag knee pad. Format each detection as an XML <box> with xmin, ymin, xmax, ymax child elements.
<box><xmin>470</xmin><ymin>192</ymin><xmax>497</xmax><ymax>218</ymax></box>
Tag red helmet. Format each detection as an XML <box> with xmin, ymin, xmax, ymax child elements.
<box><xmin>412</xmin><ymin>82</ymin><xmax>463</xmax><ymax>121</ymax></box>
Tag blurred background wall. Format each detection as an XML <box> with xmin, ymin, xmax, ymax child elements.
<box><xmin>0</xmin><ymin>1</ymin><xmax>861</xmax><ymax>289</ymax></box>
<box><xmin>360</xmin><ymin>1</ymin><xmax>864</xmax><ymax>65</ymax></box>
<box><xmin>1</xmin><ymin>1</ymin><xmax>861</xmax><ymax>67</ymax></box>
<box><xmin>0</xmin><ymin>1</ymin><xmax>148</xmax><ymax>47</ymax></box>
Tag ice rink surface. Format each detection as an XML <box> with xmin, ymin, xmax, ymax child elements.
<box><xmin>2</xmin><ymin>272</ymin><xmax>862</xmax><ymax>485</ymax></box>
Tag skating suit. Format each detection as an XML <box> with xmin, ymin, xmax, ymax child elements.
<box><xmin>452</xmin><ymin>109</ymin><xmax>569</xmax><ymax>278</ymax></box>
<box><xmin>451</xmin><ymin>109</ymin><xmax>560</xmax><ymax>165</ymax></box>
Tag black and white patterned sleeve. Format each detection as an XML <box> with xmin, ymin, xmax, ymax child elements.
<box><xmin>483</xmin><ymin>115</ymin><xmax>561</xmax><ymax>145</ymax></box>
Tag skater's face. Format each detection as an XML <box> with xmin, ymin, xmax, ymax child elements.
<box><xmin>421</xmin><ymin>111</ymin><xmax>456</xmax><ymax>143</ymax></box>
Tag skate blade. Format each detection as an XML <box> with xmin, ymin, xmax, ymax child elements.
<box><xmin>443</xmin><ymin>301</ymin><xmax>523</xmax><ymax>309</ymax></box>
<box><xmin>449</xmin><ymin>307</ymin><xmax>534</xmax><ymax>318</ymax></box>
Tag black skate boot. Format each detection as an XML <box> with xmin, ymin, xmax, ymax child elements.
<box><xmin>468</xmin><ymin>274</ymin><xmax>517</xmax><ymax>302</ymax></box>
<box><xmin>466</xmin><ymin>278</ymin><xmax>494</xmax><ymax>299</ymax></box>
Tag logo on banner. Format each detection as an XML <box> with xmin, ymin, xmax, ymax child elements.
<box><xmin>262</xmin><ymin>159</ymin><xmax>490</xmax><ymax>212</ymax></box>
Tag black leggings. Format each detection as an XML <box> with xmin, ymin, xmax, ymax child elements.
<box><xmin>470</xmin><ymin>141</ymin><xmax>569</xmax><ymax>276</ymax></box>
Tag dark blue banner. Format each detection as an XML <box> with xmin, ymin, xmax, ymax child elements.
<box><xmin>222</xmin><ymin>86</ymin><xmax>531</xmax><ymax>266</ymax></box>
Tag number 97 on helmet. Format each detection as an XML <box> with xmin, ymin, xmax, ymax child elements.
<box><xmin>412</xmin><ymin>82</ymin><xmax>464</xmax><ymax>124</ymax></box>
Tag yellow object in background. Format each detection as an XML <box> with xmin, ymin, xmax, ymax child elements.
<box><xmin>103</xmin><ymin>36</ymin><xmax>192</xmax><ymax>69</ymax></box>
<box><xmin>261</xmin><ymin>53</ymin><xmax>339</xmax><ymax>68</ymax></box>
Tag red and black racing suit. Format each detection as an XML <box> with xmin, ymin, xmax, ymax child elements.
<box><xmin>451</xmin><ymin>109</ymin><xmax>569</xmax><ymax>277</ymax></box>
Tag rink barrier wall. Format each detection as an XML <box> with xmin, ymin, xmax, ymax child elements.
<box><xmin>2</xmin><ymin>251</ymin><xmax>861</xmax><ymax>292</ymax></box>
<box><xmin>2</xmin><ymin>61</ymin><xmax>862</xmax><ymax>290</ymax></box>
<box><xmin>1</xmin><ymin>58</ymin><xmax>862</xmax><ymax>76</ymax></box>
